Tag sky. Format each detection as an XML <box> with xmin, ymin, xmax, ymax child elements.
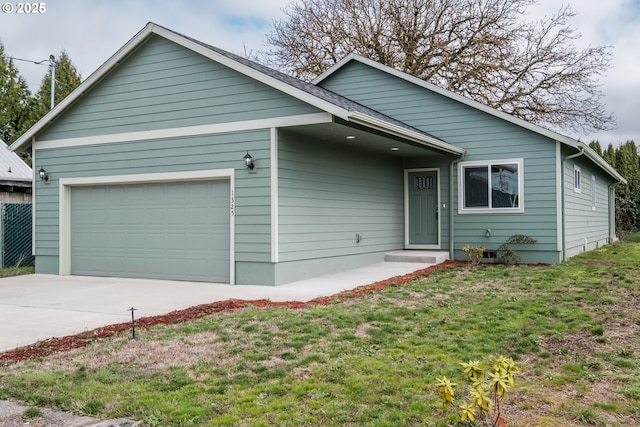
<box><xmin>1</xmin><ymin>0</ymin><xmax>638</xmax><ymax>147</ymax></box>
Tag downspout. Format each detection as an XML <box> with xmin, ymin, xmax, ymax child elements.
<box><xmin>449</xmin><ymin>152</ymin><xmax>466</xmax><ymax>260</ymax></box>
<box><xmin>560</xmin><ymin>148</ymin><xmax>584</xmax><ymax>261</ymax></box>
<box><xmin>607</xmin><ymin>182</ymin><xmax>619</xmax><ymax>243</ymax></box>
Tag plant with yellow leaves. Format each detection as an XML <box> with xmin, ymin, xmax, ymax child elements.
<box><xmin>435</xmin><ymin>355</ymin><xmax>520</xmax><ymax>426</ymax></box>
<box><xmin>462</xmin><ymin>244</ymin><xmax>485</xmax><ymax>264</ymax></box>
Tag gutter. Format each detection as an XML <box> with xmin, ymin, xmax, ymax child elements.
<box><xmin>577</xmin><ymin>142</ymin><xmax>627</xmax><ymax>185</ymax></box>
<box><xmin>560</xmin><ymin>148</ymin><xmax>585</xmax><ymax>261</ymax></box>
<box><xmin>449</xmin><ymin>152</ymin><xmax>466</xmax><ymax>260</ymax></box>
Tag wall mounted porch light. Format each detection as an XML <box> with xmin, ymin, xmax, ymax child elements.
<box><xmin>485</xmin><ymin>228</ymin><xmax>492</xmax><ymax>238</ymax></box>
<box><xmin>38</xmin><ymin>166</ymin><xmax>49</xmax><ymax>182</ymax></box>
<box><xmin>243</xmin><ymin>152</ymin><xmax>255</xmax><ymax>171</ymax></box>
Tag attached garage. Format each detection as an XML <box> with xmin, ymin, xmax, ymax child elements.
<box><xmin>59</xmin><ymin>170</ymin><xmax>235</xmax><ymax>283</ymax></box>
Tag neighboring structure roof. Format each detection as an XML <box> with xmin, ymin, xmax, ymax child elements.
<box><xmin>0</xmin><ymin>140</ymin><xmax>32</xmax><ymax>186</ymax></box>
<box><xmin>314</xmin><ymin>54</ymin><xmax>627</xmax><ymax>184</ymax></box>
<box><xmin>10</xmin><ymin>23</ymin><xmax>464</xmax><ymax>156</ymax></box>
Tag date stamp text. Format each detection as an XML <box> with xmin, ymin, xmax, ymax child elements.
<box><xmin>2</xmin><ymin>3</ymin><xmax>47</xmax><ymax>13</ymax></box>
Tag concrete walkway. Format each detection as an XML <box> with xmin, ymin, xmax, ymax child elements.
<box><xmin>0</xmin><ymin>261</ymin><xmax>438</xmax><ymax>352</ymax></box>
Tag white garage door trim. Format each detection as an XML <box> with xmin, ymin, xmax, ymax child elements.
<box><xmin>59</xmin><ymin>169</ymin><xmax>236</xmax><ymax>284</ymax></box>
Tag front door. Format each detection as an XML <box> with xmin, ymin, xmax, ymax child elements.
<box><xmin>407</xmin><ymin>170</ymin><xmax>439</xmax><ymax>246</ymax></box>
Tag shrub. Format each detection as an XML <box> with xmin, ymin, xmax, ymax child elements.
<box><xmin>497</xmin><ymin>235</ymin><xmax>537</xmax><ymax>264</ymax></box>
<box><xmin>462</xmin><ymin>245</ymin><xmax>485</xmax><ymax>264</ymax></box>
<box><xmin>435</xmin><ymin>355</ymin><xmax>520</xmax><ymax>426</ymax></box>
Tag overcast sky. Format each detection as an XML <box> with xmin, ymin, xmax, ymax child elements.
<box><xmin>1</xmin><ymin>0</ymin><xmax>638</xmax><ymax>147</ymax></box>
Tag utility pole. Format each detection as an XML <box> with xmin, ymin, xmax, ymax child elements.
<box><xmin>49</xmin><ymin>54</ymin><xmax>55</xmax><ymax>109</ymax></box>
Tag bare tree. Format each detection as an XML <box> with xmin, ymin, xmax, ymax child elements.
<box><xmin>266</xmin><ymin>0</ymin><xmax>615</xmax><ymax>134</ymax></box>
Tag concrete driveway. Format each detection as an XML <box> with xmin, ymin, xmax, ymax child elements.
<box><xmin>0</xmin><ymin>261</ymin><xmax>436</xmax><ymax>352</ymax></box>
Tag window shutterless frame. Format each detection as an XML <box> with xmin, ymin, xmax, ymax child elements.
<box><xmin>458</xmin><ymin>158</ymin><xmax>524</xmax><ymax>214</ymax></box>
<box><xmin>574</xmin><ymin>166</ymin><xmax>582</xmax><ymax>193</ymax></box>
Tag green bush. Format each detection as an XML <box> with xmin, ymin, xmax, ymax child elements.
<box><xmin>497</xmin><ymin>235</ymin><xmax>537</xmax><ymax>264</ymax></box>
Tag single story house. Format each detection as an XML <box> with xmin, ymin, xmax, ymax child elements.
<box><xmin>11</xmin><ymin>23</ymin><xmax>626</xmax><ymax>285</ymax></box>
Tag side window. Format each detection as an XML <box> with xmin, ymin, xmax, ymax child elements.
<box><xmin>574</xmin><ymin>166</ymin><xmax>581</xmax><ymax>193</ymax></box>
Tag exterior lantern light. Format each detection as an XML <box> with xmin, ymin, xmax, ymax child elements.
<box><xmin>39</xmin><ymin>167</ymin><xmax>49</xmax><ymax>182</ymax></box>
<box><xmin>485</xmin><ymin>228</ymin><xmax>492</xmax><ymax>238</ymax></box>
<box><xmin>244</xmin><ymin>152</ymin><xmax>255</xmax><ymax>170</ymax></box>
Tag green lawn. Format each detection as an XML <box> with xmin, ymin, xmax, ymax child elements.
<box><xmin>0</xmin><ymin>266</ymin><xmax>34</xmax><ymax>278</ymax></box>
<box><xmin>0</xmin><ymin>237</ymin><xmax>639</xmax><ymax>426</ymax></box>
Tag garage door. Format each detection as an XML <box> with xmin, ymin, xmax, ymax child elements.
<box><xmin>70</xmin><ymin>180</ymin><xmax>230</xmax><ymax>282</ymax></box>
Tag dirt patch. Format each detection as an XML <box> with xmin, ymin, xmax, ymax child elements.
<box><xmin>0</xmin><ymin>261</ymin><xmax>463</xmax><ymax>364</ymax></box>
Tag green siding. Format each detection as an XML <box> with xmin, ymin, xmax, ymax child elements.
<box><xmin>319</xmin><ymin>62</ymin><xmax>562</xmax><ymax>261</ymax></box>
<box><xmin>37</xmin><ymin>36</ymin><xmax>320</xmax><ymax>141</ymax></box>
<box><xmin>563</xmin><ymin>151</ymin><xmax>613</xmax><ymax>258</ymax></box>
<box><xmin>34</xmin><ymin>130</ymin><xmax>272</xmax><ymax>275</ymax></box>
<box><xmin>278</xmin><ymin>130</ymin><xmax>404</xmax><ymax>267</ymax></box>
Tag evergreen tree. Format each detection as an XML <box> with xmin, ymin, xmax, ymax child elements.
<box><xmin>28</xmin><ymin>50</ymin><xmax>81</xmax><ymax>125</ymax></box>
<box><xmin>601</xmin><ymin>141</ymin><xmax>640</xmax><ymax>234</ymax></box>
<box><xmin>589</xmin><ymin>140</ymin><xmax>603</xmax><ymax>157</ymax></box>
<box><xmin>603</xmin><ymin>143</ymin><xmax>617</xmax><ymax>167</ymax></box>
<box><xmin>616</xmin><ymin>141</ymin><xmax>640</xmax><ymax>207</ymax></box>
<box><xmin>0</xmin><ymin>40</ymin><xmax>33</xmax><ymax>145</ymax></box>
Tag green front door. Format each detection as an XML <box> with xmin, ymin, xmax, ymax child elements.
<box><xmin>408</xmin><ymin>171</ymin><xmax>438</xmax><ymax>246</ymax></box>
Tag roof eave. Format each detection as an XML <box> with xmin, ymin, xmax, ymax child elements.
<box><xmin>348</xmin><ymin>112</ymin><xmax>465</xmax><ymax>156</ymax></box>
<box><xmin>576</xmin><ymin>142</ymin><xmax>627</xmax><ymax>184</ymax></box>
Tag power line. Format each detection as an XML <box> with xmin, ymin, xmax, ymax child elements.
<box><xmin>8</xmin><ymin>56</ymin><xmax>50</xmax><ymax>66</ymax></box>
<box><xmin>8</xmin><ymin>55</ymin><xmax>57</xmax><ymax>109</ymax></box>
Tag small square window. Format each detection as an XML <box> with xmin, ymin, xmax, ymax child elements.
<box><xmin>459</xmin><ymin>159</ymin><xmax>523</xmax><ymax>213</ymax></box>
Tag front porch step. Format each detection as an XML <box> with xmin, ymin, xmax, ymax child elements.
<box><xmin>384</xmin><ymin>250</ymin><xmax>449</xmax><ymax>264</ymax></box>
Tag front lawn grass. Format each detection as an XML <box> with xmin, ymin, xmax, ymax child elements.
<box><xmin>0</xmin><ymin>265</ymin><xmax>34</xmax><ymax>278</ymax></box>
<box><xmin>0</xmin><ymin>236</ymin><xmax>639</xmax><ymax>426</ymax></box>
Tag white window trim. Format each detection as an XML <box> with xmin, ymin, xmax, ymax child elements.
<box><xmin>574</xmin><ymin>166</ymin><xmax>581</xmax><ymax>193</ymax></box>
<box><xmin>591</xmin><ymin>174</ymin><xmax>597</xmax><ymax>211</ymax></box>
<box><xmin>458</xmin><ymin>158</ymin><xmax>524</xmax><ymax>214</ymax></box>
